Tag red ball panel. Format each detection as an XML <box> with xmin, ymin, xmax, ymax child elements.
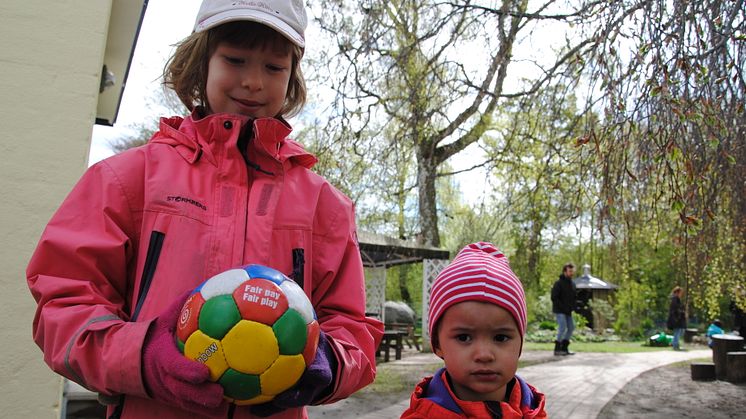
<box><xmin>176</xmin><ymin>292</ymin><xmax>205</xmax><ymax>343</ymax></box>
<box><xmin>302</xmin><ymin>320</ymin><xmax>320</xmax><ymax>365</ymax></box>
<box><xmin>233</xmin><ymin>278</ymin><xmax>289</xmax><ymax>325</ymax></box>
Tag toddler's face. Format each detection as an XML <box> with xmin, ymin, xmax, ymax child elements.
<box><xmin>434</xmin><ymin>301</ymin><xmax>522</xmax><ymax>402</ymax></box>
<box><xmin>205</xmin><ymin>42</ymin><xmax>292</xmax><ymax>119</ymax></box>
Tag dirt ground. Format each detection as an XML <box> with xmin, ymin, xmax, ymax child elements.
<box><xmin>309</xmin><ymin>348</ymin><xmax>746</xmax><ymax>419</ymax></box>
<box><xmin>599</xmin><ymin>360</ymin><xmax>746</xmax><ymax>418</ymax></box>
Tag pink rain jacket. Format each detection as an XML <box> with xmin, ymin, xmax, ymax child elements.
<box><xmin>27</xmin><ymin>111</ymin><xmax>383</xmax><ymax>419</ymax></box>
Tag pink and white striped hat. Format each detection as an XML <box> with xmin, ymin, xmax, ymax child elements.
<box><xmin>428</xmin><ymin>242</ymin><xmax>527</xmax><ymax>340</ymax></box>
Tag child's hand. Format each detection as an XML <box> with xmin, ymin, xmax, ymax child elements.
<box><xmin>142</xmin><ymin>290</ymin><xmax>227</xmax><ymax>417</ymax></box>
<box><xmin>250</xmin><ymin>331</ymin><xmax>336</xmax><ymax>417</ymax></box>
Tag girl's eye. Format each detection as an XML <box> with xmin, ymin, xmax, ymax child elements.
<box><xmin>224</xmin><ymin>56</ymin><xmax>244</xmax><ymax>65</ymax></box>
<box><xmin>494</xmin><ymin>334</ymin><xmax>510</xmax><ymax>342</ymax></box>
<box><xmin>266</xmin><ymin>64</ymin><xmax>286</xmax><ymax>72</ymax></box>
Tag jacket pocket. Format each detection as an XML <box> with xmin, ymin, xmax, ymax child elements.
<box><xmin>132</xmin><ymin>231</ymin><xmax>165</xmax><ymax>321</ymax></box>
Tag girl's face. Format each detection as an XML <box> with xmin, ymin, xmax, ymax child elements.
<box><xmin>434</xmin><ymin>301</ymin><xmax>522</xmax><ymax>402</ymax></box>
<box><xmin>205</xmin><ymin>42</ymin><xmax>292</xmax><ymax>119</ymax></box>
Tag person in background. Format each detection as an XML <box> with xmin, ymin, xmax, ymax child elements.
<box><xmin>667</xmin><ymin>286</ymin><xmax>687</xmax><ymax>351</ymax></box>
<box><xmin>25</xmin><ymin>1</ymin><xmax>383</xmax><ymax>417</ymax></box>
<box><xmin>401</xmin><ymin>242</ymin><xmax>547</xmax><ymax>419</ymax></box>
<box><xmin>706</xmin><ymin>319</ymin><xmax>724</xmax><ymax>348</ymax></box>
<box><xmin>551</xmin><ymin>263</ymin><xmax>577</xmax><ymax>356</ymax></box>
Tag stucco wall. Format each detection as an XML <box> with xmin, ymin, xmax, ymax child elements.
<box><xmin>0</xmin><ymin>1</ymin><xmax>112</xmax><ymax>417</ymax></box>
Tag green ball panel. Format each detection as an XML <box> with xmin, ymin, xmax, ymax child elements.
<box><xmin>219</xmin><ymin>368</ymin><xmax>261</xmax><ymax>401</ymax></box>
<box><xmin>199</xmin><ymin>294</ymin><xmax>241</xmax><ymax>339</ymax></box>
<box><xmin>273</xmin><ymin>309</ymin><xmax>307</xmax><ymax>355</ymax></box>
<box><xmin>176</xmin><ymin>337</ymin><xmax>185</xmax><ymax>354</ymax></box>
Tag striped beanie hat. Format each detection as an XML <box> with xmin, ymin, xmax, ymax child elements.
<box><xmin>428</xmin><ymin>242</ymin><xmax>527</xmax><ymax>339</ymax></box>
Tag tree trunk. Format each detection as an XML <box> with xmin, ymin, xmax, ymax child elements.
<box><xmin>417</xmin><ymin>151</ymin><xmax>440</xmax><ymax>247</ymax></box>
<box><xmin>398</xmin><ymin>264</ymin><xmax>411</xmax><ymax>303</ymax></box>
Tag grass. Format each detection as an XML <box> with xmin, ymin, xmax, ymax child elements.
<box><xmin>523</xmin><ymin>340</ymin><xmax>703</xmax><ymax>353</ymax></box>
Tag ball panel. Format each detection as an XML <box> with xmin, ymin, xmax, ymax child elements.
<box><xmin>273</xmin><ymin>309</ymin><xmax>308</xmax><ymax>355</ymax></box>
<box><xmin>219</xmin><ymin>368</ymin><xmax>261</xmax><ymax>401</ymax></box>
<box><xmin>200</xmin><ymin>269</ymin><xmax>250</xmax><ymax>300</ymax></box>
<box><xmin>175</xmin><ymin>337</ymin><xmax>185</xmax><ymax>354</ymax></box>
<box><xmin>222</xmin><ymin>320</ymin><xmax>279</xmax><ymax>374</ymax></box>
<box><xmin>260</xmin><ymin>354</ymin><xmax>306</xmax><ymax>396</ymax></box>
<box><xmin>302</xmin><ymin>320</ymin><xmax>320</xmax><ymax>366</ymax></box>
<box><xmin>244</xmin><ymin>264</ymin><xmax>287</xmax><ymax>285</ymax></box>
<box><xmin>183</xmin><ymin>330</ymin><xmax>229</xmax><ymax>381</ymax></box>
<box><xmin>232</xmin><ymin>278</ymin><xmax>288</xmax><ymax>325</ymax></box>
<box><xmin>199</xmin><ymin>294</ymin><xmax>241</xmax><ymax>339</ymax></box>
<box><xmin>176</xmin><ymin>292</ymin><xmax>205</xmax><ymax>343</ymax></box>
<box><xmin>280</xmin><ymin>280</ymin><xmax>315</xmax><ymax>323</ymax></box>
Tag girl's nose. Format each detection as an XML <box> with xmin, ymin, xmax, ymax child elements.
<box><xmin>241</xmin><ymin>67</ymin><xmax>263</xmax><ymax>91</ymax></box>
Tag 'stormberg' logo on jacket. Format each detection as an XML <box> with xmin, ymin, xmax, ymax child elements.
<box><xmin>167</xmin><ymin>196</ymin><xmax>207</xmax><ymax>211</ymax></box>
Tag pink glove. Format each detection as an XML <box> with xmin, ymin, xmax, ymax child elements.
<box><xmin>142</xmin><ymin>290</ymin><xmax>227</xmax><ymax>417</ymax></box>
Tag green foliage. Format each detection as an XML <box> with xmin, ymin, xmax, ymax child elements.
<box><xmin>385</xmin><ymin>264</ymin><xmax>423</xmax><ymax>317</ymax></box>
<box><xmin>538</xmin><ymin>321</ymin><xmax>556</xmax><ymax>331</ymax></box>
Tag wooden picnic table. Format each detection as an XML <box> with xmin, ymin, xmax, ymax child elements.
<box><xmin>377</xmin><ymin>330</ymin><xmax>406</xmax><ymax>362</ymax></box>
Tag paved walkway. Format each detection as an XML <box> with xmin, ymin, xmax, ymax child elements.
<box><xmin>351</xmin><ymin>348</ymin><xmax>711</xmax><ymax>419</ymax></box>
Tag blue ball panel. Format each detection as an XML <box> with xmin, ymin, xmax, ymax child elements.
<box><xmin>244</xmin><ymin>264</ymin><xmax>287</xmax><ymax>286</ymax></box>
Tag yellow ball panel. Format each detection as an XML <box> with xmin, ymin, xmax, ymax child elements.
<box><xmin>233</xmin><ymin>394</ymin><xmax>275</xmax><ymax>406</ymax></box>
<box><xmin>183</xmin><ymin>330</ymin><xmax>228</xmax><ymax>382</ymax></box>
<box><xmin>260</xmin><ymin>354</ymin><xmax>306</xmax><ymax>396</ymax></box>
<box><xmin>222</xmin><ymin>320</ymin><xmax>279</xmax><ymax>374</ymax></box>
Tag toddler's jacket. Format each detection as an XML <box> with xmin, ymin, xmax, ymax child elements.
<box><xmin>401</xmin><ymin>368</ymin><xmax>547</xmax><ymax>418</ymax></box>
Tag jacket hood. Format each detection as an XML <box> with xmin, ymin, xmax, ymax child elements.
<box><xmin>150</xmin><ymin>110</ymin><xmax>318</xmax><ymax>169</ymax></box>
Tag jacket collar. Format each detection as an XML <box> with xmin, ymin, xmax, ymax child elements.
<box><xmin>150</xmin><ymin>109</ymin><xmax>317</xmax><ymax>169</ymax></box>
<box><xmin>416</xmin><ymin>368</ymin><xmax>544</xmax><ymax>417</ymax></box>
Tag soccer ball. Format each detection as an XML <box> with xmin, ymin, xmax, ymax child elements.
<box><xmin>175</xmin><ymin>264</ymin><xmax>319</xmax><ymax>405</ymax></box>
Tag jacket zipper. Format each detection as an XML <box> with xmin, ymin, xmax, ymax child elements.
<box><xmin>108</xmin><ymin>230</ymin><xmax>165</xmax><ymax>419</ymax></box>
<box><xmin>292</xmin><ymin>248</ymin><xmax>305</xmax><ymax>291</ymax></box>
<box><xmin>132</xmin><ymin>231</ymin><xmax>166</xmax><ymax>321</ymax></box>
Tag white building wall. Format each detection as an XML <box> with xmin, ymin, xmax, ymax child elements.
<box><xmin>0</xmin><ymin>1</ymin><xmax>113</xmax><ymax>417</ymax></box>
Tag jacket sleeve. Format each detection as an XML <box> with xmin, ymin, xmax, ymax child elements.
<box><xmin>26</xmin><ymin>159</ymin><xmax>151</xmax><ymax>398</ymax></box>
<box><xmin>310</xmin><ymin>185</ymin><xmax>384</xmax><ymax>403</ymax></box>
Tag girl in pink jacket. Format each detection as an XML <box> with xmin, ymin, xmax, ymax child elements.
<box><xmin>26</xmin><ymin>1</ymin><xmax>383</xmax><ymax>418</ymax></box>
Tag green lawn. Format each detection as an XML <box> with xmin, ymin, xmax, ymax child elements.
<box><xmin>523</xmin><ymin>340</ymin><xmax>705</xmax><ymax>353</ymax></box>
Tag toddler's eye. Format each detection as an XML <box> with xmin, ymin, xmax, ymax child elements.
<box><xmin>455</xmin><ymin>334</ymin><xmax>471</xmax><ymax>343</ymax></box>
<box><xmin>494</xmin><ymin>334</ymin><xmax>510</xmax><ymax>342</ymax></box>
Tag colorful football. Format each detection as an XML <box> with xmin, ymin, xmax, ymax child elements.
<box><xmin>175</xmin><ymin>264</ymin><xmax>319</xmax><ymax>405</ymax></box>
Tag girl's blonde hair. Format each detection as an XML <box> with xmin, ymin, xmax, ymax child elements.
<box><xmin>163</xmin><ymin>21</ymin><xmax>306</xmax><ymax>118</ymax></box>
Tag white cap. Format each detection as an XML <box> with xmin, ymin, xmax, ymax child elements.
<box><xmin>194</xmin><ymin>0</ymin><xmax>307</xmax><ymax>48</ymax></box>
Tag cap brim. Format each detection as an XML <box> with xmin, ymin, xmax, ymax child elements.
<box><xmin>195</xmin><ymin>10</ymin><xmax>304</xmax><ymax>48</ymax></box>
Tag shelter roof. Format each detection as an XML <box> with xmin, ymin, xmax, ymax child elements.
<box><xmin>357</xmin><ymin>231</ymin><xmax>450</xmax><ymax>268</ymax></box>
<box><xmin>573</xmin><ymin>264</ymin><xmax>619</xmax><ymax>290</ymax></box>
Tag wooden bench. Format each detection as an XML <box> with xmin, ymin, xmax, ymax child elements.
<box><xmin>377</xmin><ymin>330</ymin><xmax>405</xmax><ymax>362</ymax></box>
<box><xmin>726</xmin><ymin>351</ymin><xmax>746</xmax><ymax>383</ymax></box>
